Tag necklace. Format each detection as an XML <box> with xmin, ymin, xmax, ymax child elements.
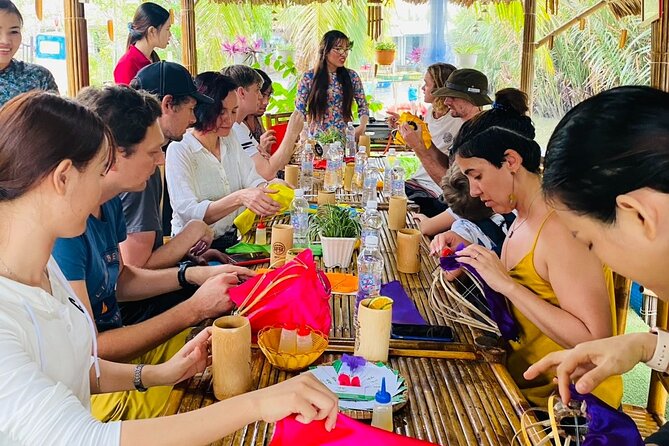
<box><xmin>507</xmin><ymin>190</ymin><xmax>541</xmax><ymax>239</ymax></box>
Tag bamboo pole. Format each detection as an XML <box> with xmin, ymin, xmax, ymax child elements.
<box><xmin>64</xmin><ymin>0</ymin><xmax>89</xmax><ymax>96</ymax></box>
<box><xmin>181</xmin><ymin>0</ymin><xmax>197</xmax><ymax>74</ymax></box>
<box><xmin>648</xmin><ymin>298</ymin><xmax>669</xmax><ymax>422</ymax></box>
<box><xmin>535</xmin><ymin>0</ymin><xmax>608</xmax><ymax>48</ymax></box>
<box><xmin>651</xmin><ymin>0</ymin><xmax>669</xmax><ymax>91</ymax></box>
<box><xmin>520</xmin><ymin>0</ymin><xmax>537</xmax><ymax>107</ymax></box>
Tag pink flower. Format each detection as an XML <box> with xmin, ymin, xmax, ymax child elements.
<box><xmin>408</xmin><ymin>47</ymin><xmax>424</xmax><ymax>65</ymax></box>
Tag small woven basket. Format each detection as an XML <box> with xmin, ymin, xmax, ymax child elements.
<box><xmin>257</xmin><ymin>326</ymin><xmax>329</xmax><ymax>371</ymax></box>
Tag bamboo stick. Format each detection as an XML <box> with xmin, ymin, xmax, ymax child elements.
<box><xmin>520</xmin><ymin>0</ymin><xmax>537</xmax><ymax>106</ymax></box>
<box><xmin>180</xmin><ymin>0</ymin><xmax>197</xmax><ymax>74</ymax></box>
<box><xmin>64</xmin><ymin>0</ymin><xmax>89</xmax><ymax>96</ymax></box>
<box><xmin>650</xmin><ymin>0</ymin><xmax>669</xmax><ymax>92</ymax></box>
<box><xmin>535</xmin><ymin>0</ymin><xmax>608</xmax><ymax>48</ymax></box>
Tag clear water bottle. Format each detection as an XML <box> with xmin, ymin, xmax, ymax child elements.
<box><xmin>333</xmin><ymin>141</ymin><xmax>345</xmax><ymax>187</ymax></box>
<box><xmin>361</xmin><ymin>162</ymin><xmax>378</xmax><ymax>206</ymax></box>
<box><xmin>351</xmin><ymin>146</ymin><xmax>367</xmax><ymax>195</ymax></box>
<box><xmin>391</xmin><ymin>160</ymin><xmax>406</xmax><ymax>197</ymax></box>
<box><xmin>299</xmin><ymin>142</ymin><xmax>315</xmax><ymax>191</ymax></box>
<box><xmin>361</xmin><ymin>200</ymin><xmax>382</xmax><ymax>245</ymax></box>
<box><xmin>345</xmin><ymin>122</ymin><xmax>356</xmax><ymax>157</ymax></box>
<box><xmin>357</xmin><ymin>235</ymin><xmax>384</xmax><ymax>300</ymax></box>
<box><xmin>382</xmin><ymin>148</ymin><xmax>397</xmax><ymax>197</ymax></box>
<box><xmin>323</xmin><ymin>144</ymin><xmax>338</xmax><ymax>192</ymax></box>
<box><xmin>290</xmin><ymin>188</ymin><xmax>310</xmax><ymax>248</ymax></box>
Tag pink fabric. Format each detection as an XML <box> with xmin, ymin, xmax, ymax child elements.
<box><xmin>270</xmin><ymin>414</ymin><xmax>439</xmax><ymax>445</ymax></box>
<box><xmin>228</xmin><ymin>249</ymin><xmax>332</xmax><ymax>336</ymax></box>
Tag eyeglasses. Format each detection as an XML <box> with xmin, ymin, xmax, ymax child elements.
<box><xmin>332</xmin><ymin>47</ymin><xmax>352</xmax><ymax>56</ymax></box>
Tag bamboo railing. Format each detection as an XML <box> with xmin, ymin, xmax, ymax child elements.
<box><xmin>64</xmin><ymin>0</ymin><xmax>89</xmax><ymax>96</ymax></box>
<box><xmin>651</xmin><ymin>0</ymin><xmax>669</xmax><ymax>92</ymax></box>
<box><xmin>180</xmin><ymin>0</ymin><xmax>197</xmax><ymax>75</ymax></box>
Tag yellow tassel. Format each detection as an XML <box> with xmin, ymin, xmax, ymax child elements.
<box><xmin>35</xmin><ymin>0</ymin><xmax>42</xmax><ymax>21</ymax></box>
<box><xmin>579</xmin><ymin>18</ymin><xmax>586</xmax><ymax>31</ymax></box>
<box><xmin>169</xmin><ymin>8</ymin><xmax>175</xmax><ymax>25</ymax></box>
<box><xmin>619</xmin><ymin>29</ymin><xmax>628</xmax><ymax>49</ymax></box>
<box><xmin>107</xmin><ymin>20</ymin><xmax>114</xmax><ymax>41</ymax></box>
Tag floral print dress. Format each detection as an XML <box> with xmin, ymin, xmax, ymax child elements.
<box><xmin>295</xmin><ymin>68</ymin><xmax>369</xmax><ymax>137</ymax></box>
<box><xmin>0</xmin><ymin>59</ymin><xmax>58</xmax><ymax>107</ymax></box>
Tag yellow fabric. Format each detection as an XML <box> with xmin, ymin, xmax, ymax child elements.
<box><xmin>233</xmin><ymin>184</ymin><xmax>295</xmax><ymax>235</ymax></box>
<box><xmin>506</xmin><ymin>212</ymin><xmax>623</xmax><ymax>409</ymax></box>
<box><xmin>393</xmin><ymin>112</ymin><xmax>432</xmax><ymax>149</ymax></box>
<box><xmin>91</xmin><ymin>329</ymin><xmax>189</xmax><ymax>421</ymax></box>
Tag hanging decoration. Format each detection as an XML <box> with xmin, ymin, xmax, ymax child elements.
<box><xmin>107</xmin><ymin>19</ymin><xmax>114</xmax><ymax>41</ymax></box>
<box><xmin>579</xmin><ymin>18</ymin><xmax>586</xmax><ymax>30</ymax></box>
<box><xmin>35</xmin><ymin>0</ymin><xmax>42</xmax><ymax>21</ymax></box>
<box><xmin>619</xmin><ymin>28</ymin><xmax>628</xmax><ymax>48</ymax></box>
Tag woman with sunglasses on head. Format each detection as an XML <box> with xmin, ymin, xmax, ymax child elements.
<box><xmin>291</xmin><ymin>30</ymin><xmax>369</xmax><ymax>140</ymax></box>
<box><xmin>0</xmin><ymin>91</ymin><xmax>338</xmax><ymax>445</ymax></box>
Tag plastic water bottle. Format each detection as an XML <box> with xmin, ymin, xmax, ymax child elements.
<box><xmin>323</xmin><ymin>144</ymin><xmax>338</xmax><ymax>192</ymax></box>
<box><xmin>333</xmin><ymin>141</ymin><xmax>345</xmax><ymax>187</ymax></box>
<box><xmin>351</xmin><ymin>146</ymin><xmax>368</xmax><ymax>194</ymax></box>
<box><xmin>361</xmin><ymin>162</ymin><xmax>378</xmax><ymax>206</ymax></box>
<box><xmin>290</xmin><ymin>188</ymin><xmax>310</xmax><ymax>248</ymax></box>
<box><xmin>361</xmin><ymin>200</ymin><xmax>382</xmax><ymax>245</ymax></box>
<box><xmin>357</xmin><ymin>235</ymin><xmax>384</xmax><ymax>300</ymax></box>
<box><xmin>371</xmin><ymin>377</ymin><xmax>393</xmax><ymax>432</ymax></box>
<box><xmin>345</xmin><ymin>122</ymin><xmax>356</xmax><ymax>157</ymax></box>
<box><xmin>382</xmin><ymin>148</ymin><xmax>397</xmax><ymax>196</ymax></box>
<box><xmin>299</xmin><ymin>143</ymin><xmax>315</xmax><ymax>191</ymax></box>
<box><xmin>391</xmin><ymin>160</ymin><xmax>406</xmax><ymax>197</ymax></box>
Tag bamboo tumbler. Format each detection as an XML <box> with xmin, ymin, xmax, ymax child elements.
<box><xmin>396</xmin><ymin>228</ymin><xmax>421</xmax><ymax>273</ymax></box>
<box><xmin>212</xmin><ymin>315</ymin><xmax>252</xmax><ymax>400</ymax></box>
<box><xmin>354</xmin><ymin>297</ymin><xmax>393</xmax><ymax>362</ymax></box>
<box><xmin>286</xmin><ymin>247</ymin><xmax>306</xmax><ymax>263</ymax></box>
<box><xmin>343</xmin><ymin>163</ymin><xmax>355</xmax><ymax>192</ymax></box>
<box><xmin>359</xmin><ymin>135</ymin><xmax>371</xmax><ymax>157</ymax></box>
<box><xmin>317</xmin><ymin>190</ymin><xmax>336</xmax><ymax>205</ymax></box>
<box><xmin>271</xmin><ymin>224</ymin><xmax>293</xmax><ymax>267</ymax></box>
<box><xmin>284</xmin><ymin>164</ymin><xmax>299</xmax><ymax>188</ymax></box>
<box><xmin>388</xmin><ymin>196</ymin><xmax>408</xmax><ymax>230</ymax></box>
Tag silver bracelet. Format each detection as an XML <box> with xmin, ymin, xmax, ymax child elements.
<box><xmin>133</xmin><ymin>363</ymin><xmax>148</xmax><ymax>392</ymax></box>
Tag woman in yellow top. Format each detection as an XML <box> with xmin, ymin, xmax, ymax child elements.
<box><xmin>450</xmin><ymin>126</ymin><xmax>622</xmax><ymax>408</ymax></box>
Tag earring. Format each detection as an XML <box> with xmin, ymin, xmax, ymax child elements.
<box><xmin>508</xmin><ymin>172</ymin><xmax>516</xmax><ymax>205</ymax></box>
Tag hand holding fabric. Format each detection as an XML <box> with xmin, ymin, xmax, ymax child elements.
<box><xmin>456</xmin><ymin>244</ymin><xmax>516</xmax><ymax>295</ymax></box>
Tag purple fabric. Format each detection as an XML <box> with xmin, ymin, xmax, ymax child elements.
<box><xmin>439</xmin><ymin>244</ymin><xmax>520</xmax><ymax>341</ymax></box>
<box><xmin>570</xmin><ymin>385</ymin><xmax>643</xmax><ymax>446</ymax></box>
<box><xmin>380</xmin><ymin>281</ymin><xmax>427</xmax><ymax>325</ymax></box>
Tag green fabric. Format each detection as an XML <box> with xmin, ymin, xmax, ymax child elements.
<box><xmin>226</xmin><ymin>242</ymin><xmax>270</xmax><ymax>254</ymax></box>
<box><xmin>398</xmin><ymin>155</ymin><xmax>420</xmax><ymax>179</ymax></box>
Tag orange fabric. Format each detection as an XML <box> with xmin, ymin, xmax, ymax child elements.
<box><xmin>325</xmin><ymin>273</ymin><xmax>358</xmax><ymax>294</ymax></box>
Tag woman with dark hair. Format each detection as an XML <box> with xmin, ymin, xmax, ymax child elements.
<box><xmin>113</xmin><ymin>2</ymin><xmax>171</xmax><ymax>85</ymax></box>
<box><xmin>450</xmin><ymin>126</ymin><xmax>622</xmax><ymax>409</ymax></box>
<box><xmin>244</xmin><ymin>68</ymin><xmax>274</xmax><ymax>151</ymax></box>
<box><xmin>0</xmin><ymin>91</ymin><xmax>337</xmax><ymax>444</ymax></box>
<box><xmin>0</xmin><ymin>0</ymin><xmax>58</xmax><ymax>107</ymax></box>
<box><xmin>524</xmin><ymin>86</ymin><xmax>669</xmax><ymax>444</ymax></box>
<box><xmin>293</xmin><ymin>30</ymin><xmax>369</xmax><ymax>139</ymax></box>
<box><xmin>165</xmin><ymin>72</ymin><xmax>280</xmax><ymax>251</ymax></box>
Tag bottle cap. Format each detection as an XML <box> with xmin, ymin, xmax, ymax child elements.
<box><xmin>297</xmin><ymin>326</ymin><xmax>311</xmax><ymax>336</ymax></box>
<box><xmin>257</xmin><ymin>220</ymin><xmax>266</xmax><ymax>229</ymax></box>
<box><xmin>366</xmin><ymin>200</ymin><xmax>378</xmax><ymax>210</ymax></box>
<box><xmin>294</xmin><ymin>188</ymin><xmax>304</xmax><ymax>198</ymax></box>
<box><xmin>366</xmin><ymin>235</ymin><xmax>379</xmax><ymax>247</ymax></box>
<box><xmin>375</xmin><ymin>377</ymin><xmax>391</xmax><ymax>404</ymax></box>
<box><xmin>358</xmin><ymin>146</ymin><xmax>366</xmax><ymax>152</ymax></box>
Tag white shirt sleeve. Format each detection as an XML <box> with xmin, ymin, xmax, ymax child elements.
<box><xmin>232</xmin><ymin>122</ymin><xmax>260</xmax><ymax>158</ymax></box>
<box><xmin>165</xmin><ymin>141</ymin><xmax>212</xmax><ymax>226</ymax></box>
<box><xmin>0</xmin><ymin>327</ymin><xmax>121</xmax><ymax>445</ymax></box>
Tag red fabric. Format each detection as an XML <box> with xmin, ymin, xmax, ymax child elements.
<box><xmin>270</xmin><ymin>414</ymin><xmax>439</xmax><ymax>445</ymax></box>
<box><xmin>113</xmin><ymin>45</ymin><xmax>152</xmax><ymax>84</ymax></box>
<box><xmin>270</xmin><ymin>123</ymin><xmax>288</xmax><ymax>155</ymax></box>
<box><xmin>228</xmin><ymin>249</ymin><xmax>331</xmax><ymax>336</ymax></box>
<box><xmin>314</xmin><ymin>157</ymin><xmax>355</xmax><ymax>170</ymax></box>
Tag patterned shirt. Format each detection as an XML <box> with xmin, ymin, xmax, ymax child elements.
<box><xmin>295</xmin><ymin>68</ymin><xmax>369</xmax><ymax>136</ymax></box>
<box><xmin>0</xmin><ymin>59</ymin><xmax>58</xmax><ymax>107</ymax></box>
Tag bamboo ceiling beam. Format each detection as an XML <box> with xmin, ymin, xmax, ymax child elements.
<box><xmin>519</xmin><ymin>0</ymin><xmax>537</xmax><ymax>106</ymax></box>
<box><xmin>535</xmin><ymin>0</ymin><xmax>608</xmax><ymax>48</ymax></box>
<box><xmin>650</xmin><ymin>0</ymin><xmax>669</xmax><ymax>92</ymax></box>
<box><xmin>64</xmin><ymin>0</ymin><xmax>89</xmax><ymax>96</ymax></box>
<box><xmin>181</xmin><ymin>0</ymin><xmax>197</xmax><ymax>74</ymax></box>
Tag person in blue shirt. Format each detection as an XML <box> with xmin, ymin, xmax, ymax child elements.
<box><xmin>0</xmin><ymin>1</ymin><xmax>58</xmax><ymax>107</ymax></box>
<box><xmin>52</xmin><ymin>85</ymin><xmax>254</xmax><ymax>421</ymax></box>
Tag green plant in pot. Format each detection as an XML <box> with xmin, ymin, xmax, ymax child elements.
<box><xmin>309</xmin><ymin>205</ymin><xmax>361</xmax><ymax>268</ymax></box>
<box><xmin>375</xmin><ymin>40</ymin><xmax>397</xmax><ymax>66</ymax></box>
<box><xmin>453</xmin><ymin>42</ymin><xmax>483</xmax><ymax>68</ymax></box>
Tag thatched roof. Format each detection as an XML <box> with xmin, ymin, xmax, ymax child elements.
<box><xmin>448</xmin><ymin>0</ymin><xmax>640</xmax><ymax>19</ymax></box>
<box><xmin>209</xmin><ymin>0</ymin><xmax>431</xmax><ymax>5</ymax></box>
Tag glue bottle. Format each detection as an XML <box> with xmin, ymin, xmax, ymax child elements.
<box><xmin>371</xmin><ymin>377</ymin><xmax>393</xmax><ymax>432</ymax></box>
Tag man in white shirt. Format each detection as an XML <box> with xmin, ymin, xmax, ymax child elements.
<box><xmin>223</xmin><ymin>64</ymin><xmax>298</xmax><ymax>181</ymax></box>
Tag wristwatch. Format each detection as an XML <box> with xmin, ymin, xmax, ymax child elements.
<box><xmin>645</xmin><ymin>327</ymin><xmax>669</xmax><ymax>372</ymax></box>
<box><xmin>134</xmin><ymin>363</ymin><xmax>148</xmax><ymax>392</ymax></box>
<box><xmin>178</xmin><ymin>260</ymin><xmax>197</xmax><ymax>289</ymax></box>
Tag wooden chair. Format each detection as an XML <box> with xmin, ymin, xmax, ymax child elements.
<box><xmin>614</xmin><ymin>273</ymin><xmax>668</xmax><ymax>438</ymax></box>
<box><xmin>264</xmin><ymin>111</ymin><xmax>292</xmax><ymax>130</ymax></box>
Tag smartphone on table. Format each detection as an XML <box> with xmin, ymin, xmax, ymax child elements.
<box><xmin>223</xmin><ymin>252</ymin><xmax>270</xmax><ymax>267</ymax></box>
<box><xmin>391</xmin><ymin>323</ymin><xmax>454</xmax><ymax>342</ymax></box>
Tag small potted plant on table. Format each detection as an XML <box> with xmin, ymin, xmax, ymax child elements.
<box><xmin>309</xmin><ymin>205</ymin><xmax>361</xmax><ymax>268</ymax></box>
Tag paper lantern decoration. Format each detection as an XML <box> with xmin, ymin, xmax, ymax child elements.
<box><xmin>35</xmin><ymin>0</ymin><xmax>42</xmax><ymax>21</ymax></box>
<box><xmin>107</xmin><ymin>20</ymin><xmax>114</xmax><ymax>41</ymax></box>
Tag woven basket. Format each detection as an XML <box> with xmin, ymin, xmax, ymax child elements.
<box><xmin>258</xmin><ymin>326</ymin><xmax>328</xmax><ymax>371</ymax></box>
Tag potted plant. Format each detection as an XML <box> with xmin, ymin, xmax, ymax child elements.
<box><xmin>453</xmin><ymin>42</ymin><xmax>482</xmax><ymax>68</ymax></box>
<box><xmin>375</xmin><ymin>40</ymin><xmax>397</xmax><ymax>66</ymax></box>
<box><xmin>309</xmin><ymin>205</ymin><xmax>361</xmax><ymax>268</ymax></box>
<box><xmin>314</xmin><ymin>128</ymin><xmax>345</xmax><ymax>157</ymax></box>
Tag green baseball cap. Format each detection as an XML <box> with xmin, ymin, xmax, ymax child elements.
<box><xmin>432</xmin><ymin>68</ymin><xmax>493</xmax><ymax>106</ymax></box>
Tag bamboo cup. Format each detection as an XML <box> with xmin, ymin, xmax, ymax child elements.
<box><xmin>317</xmin><ymin>190</ymin><xmax>336</xmax><ymax>206</ymax></box>
<box><xmin>354</xmin><ymin>297</ymin><xmax>393</xmax><ymax>362</ymax></box>
<box><xmin>343</xmin><ymin>163</ymin><xmax>355</xmax><ymax>192</ymax></box>
<box><xmin>359</xmin><ymin>135</ymin><xmax>371</xmax><ymax>157</ymax></box>
<box><xmin>397</xmin><ymin>228</ymin><xmax>421</xmax><ymax>274</ymax></box>
<box><xmin>286</xmin><ymin>247</ymin><xmax>306</xmax><ymax>263</ymax></box>
<box><xmin>388</xmin><ymin>196</ymin><xmax>408</xmax><ymax>230</ymax></box>
<box><xmin>271</xmin><ymin>224</ymin><xmax>293</xmax><ymax>267</ymax></box>
<box><xmin>284</xmin><ymin>164</ymin><xmax>299</xmax><ymax>188</ymax></box>
<box><xmin>212</xmin><ymin>315</ymin><xmax>252</xmax><ymax>400</ymax></box>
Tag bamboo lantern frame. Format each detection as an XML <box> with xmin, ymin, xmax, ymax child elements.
<box><xmin>367</xmin><ymin>0</ymin><xmax>383</xmax><ymax>41</ymax></box>
<box><xmin>64</xmin><ymin>0</ymin><xmax>89</xmax><ymax>96</ymax></box>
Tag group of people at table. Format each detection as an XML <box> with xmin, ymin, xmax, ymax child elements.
<box><xmin>1</xmin><ymin>0</ymin><xmax>669</xmax><ymax>444</ymax></box>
